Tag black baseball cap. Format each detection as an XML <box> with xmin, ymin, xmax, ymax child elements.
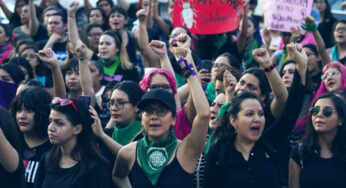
<box><xmin>138</xmin><ymin>89</ymin><xmax>176</xmax><ymax>112</ymax></box>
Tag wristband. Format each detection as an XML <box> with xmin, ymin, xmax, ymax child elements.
<box><xmin>183</xmin><ymin>69</ymin><xmax>196</xmax><ymax>78</ymax></box>
<box><xmin>262</xmin><ymin>64</ymin><xmax>276</xmax><ymax>72</ymax></box>
<box><xmin>301</xmin><ymin>23</ymin><xmax>317</xmax><ymax>32</ymax></box>
<box><xmin>177</xmin><ymin>58</ymin><xmax>196</xmax><ymax>76</ymax></box>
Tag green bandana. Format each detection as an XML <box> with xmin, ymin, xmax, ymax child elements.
<box><xmin>203</xmin><ymin>132</ymin><xmax>218</xmax><ymax>155</ymax></box>
<box><xmin>280</xmin><ymin>47</ymin><xmax>288</xmax><ymax>66</ymax></box>
<box><xmin>216</xmin><ymin>102</ymin><xmax>231</xmax><ymax>120</ymax></box>
<box><xmin>206</xmin><ymin>82</ymin><xmax>216</xmax><ymax>102</ymax></box>
<box><xmin>137</xmin><ymin>133</ymin><xmax>177</xmax><ymax>185</ymax></box>
<box><xmin>112</xmin><ymin>121</ymin><xmax>142</xmax><ymax>146</ymax></box>
<box><xmin>243</xmin><ymin>40</ymin><xmax>259</xmax><ymax>69</ymax></box>
<box><xmin>101</xmin><ymin>56</ymin><xmax>120</xmax><ymax>76</ymax></box>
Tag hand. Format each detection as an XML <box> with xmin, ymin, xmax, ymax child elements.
<box><xmin>37</xmin><ymin>48</ymin><xmax>59</xmax><ymax>69</ymax></box>
<box><xmin>262</xmin><ymin>27</ymin><xmax>271</xmax><ymax>45</ymax></box>
<box><xmin>223</xmin><ymin>70</ymin><xmax>237</xmax><ymax>95</ymax></box>
<box><xmin>173</xmin><ymin>47</ymin><xmax>192</xmax><ymax>69</ymax></box>
<box><xmin>149</xmin><ymin>40</ymin><xmax>168</xmax><ymax>58</ymax></box>
<box><xmin>198</xmin><ymin>69</ymin><xmax>212</xmax><ymax>85</ymax></box>
<box><xmin>89</xmin><ymin>106</ymin><xmax>105</xmax><ymax>138</ymax></box>
<box><xmin>136</xmin><ymin>9</ymin><xmax>148</xmax><ymax>23</ymax></box>
<box><xmin>176</xmin><ymin>33</ymin><xmax>191</xmax><ymax>49</ymax></box>
<box><xmin>75</xmin><ymin>43</ymin><xmax>88</xmax><ymax>62</ymax></box>
<box><xmin>290</xmin><ymin>26</ymin><xmax>301</xmax><ymax>43</ymax></box>
<box><xmin>252</xmin><ymin>48</ymin><xmax>272</xmax><ymax>68</ymax></box>
<box><xmin>304</xmin><ymin>16</ymin><xmax>315</xmax><ymax>26</ymax></box>
<box><xmin>68</xmin><ymin>1</ymin><xmax>79</xmax><ymax>16</ymax></box>
<box><xmin>287</xmin><ymin>43</ymin><xmax>308</xmax><ymax>67</ymax></box>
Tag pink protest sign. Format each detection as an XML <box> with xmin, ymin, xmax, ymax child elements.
<box><xmin>173</xmin><ymin>0</ymin><xmax>244</xmax><ymax>34</ymax></box>
<box><xmin>263</xmin><ymin>0</ymin><xmax>313</xmax><ymax>32</ymax></box>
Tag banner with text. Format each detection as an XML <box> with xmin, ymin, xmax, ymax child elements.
<box><xmin>173</xmin><ymin>0</ymin><xmax>243</xmax><ymax>34</ymax></box>
<box><xmin>263</xmin><ymin>0</ymin><xmax>313</xmax><ymax>32</ymax></box>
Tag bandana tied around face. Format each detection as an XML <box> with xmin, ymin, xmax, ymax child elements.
<box><xmin>137</xmin><ymin>132</ymin><xmax>177</xmax><ymax>185</ymax></box>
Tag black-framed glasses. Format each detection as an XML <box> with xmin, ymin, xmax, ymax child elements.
<box><xmin>149</xmin><ymin>84</ymin><xmax>172</xmax><ymax>91</ymax></box>
<box><xmin>310</xmin><ymin>106</ymin><xmax>336</xmax><ymax>117</ymax></box>
<box><xmin>321</xmin><ymin>70</ymin><xmax>339</xmax><ymax>80</ymax></box>
<box><xmin>52</xmin><ymin>97</ymin><xmax>79</xmax><ymax>113</ymax></box>
<box><xmin>141</xmin><ymin>106</ymin><xmax>170</xmax><ymax>117</ymax></box>
<box><xmin>88</xmin><ymin>33</ymin><xmax>102</xmax><ymax>38</ymax></box>
<box><xmin>21</xmin><ymin>54</ymin><xmax>36</xmax><ymax>59</ymax></box>
<box><xmin>106</xmin><ymin>100</ymin><xmax>131</xmax><ymax>110</ymax></box>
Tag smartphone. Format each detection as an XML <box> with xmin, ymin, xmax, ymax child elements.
<box><xmin>201</xmin><ymin>60</ymin><xmax>213</xmax><ymax>73</ymax></box>
<box><xmin>79</xmin><ymin>95</ymin><xmax>91</xmax><ymax>108</ymax></box>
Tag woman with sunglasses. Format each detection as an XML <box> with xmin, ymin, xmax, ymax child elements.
<box><xmin>34</xmin><ymin>97</ymin><xmax>112</xmax><ymax>188</ymax></box>
<box><xmin>0</xmin><ymin>107</ymin><xmax>25</xmax><ymax>188</ymax></box>
<box><xmin>289</xmin><ymin>93</ymin><xmax>346</xmax><ymax>188</ymax></box>
<box><xmin>10</xmin><ymin>87</ymin><xmax>52</xmax><ymax>188</ymax></box>
<box><xmin>112</xmin><ymin>45</ymin><xmax>210</xmax><ymax>187</ymax></box>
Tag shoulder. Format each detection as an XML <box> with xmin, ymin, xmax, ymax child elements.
<box><xmin>118</xmin><ymin>142</ymin><xmax>137</xmax><ymax>164</ymax></box>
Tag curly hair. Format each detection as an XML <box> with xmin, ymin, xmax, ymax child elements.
<box><xmin>301</xmin><ymin>93</ymin><xmax>346</xmax><ymax>166</ymax></box>
<box><xmin>10</xmin><ymin>87</ymin><xmax>52</xmax><ymax>138</ymax></box>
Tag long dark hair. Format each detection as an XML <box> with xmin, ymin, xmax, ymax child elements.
<box><xmin>47</xmin><ymin>98</ymin><xmax>109</xmax><ymax>175</ymax></box>
<box><xmin>0</xmin><ymin>107</ymin><xmax>21</xmax><ymax>155</ymax></box>
<box><xmin>301</xmin><ymin>93</ymin><xmax>346</xmax><ymax>166</ymax></box>
<box><xmin>213</xmin><ymin>92</ymin><xmax>262</xmax><ymax>142</ymax></box>
<box><xmin>243</xmin><ymin>68</ymin><xmax>271</xmax><ymax>97</ymax></box>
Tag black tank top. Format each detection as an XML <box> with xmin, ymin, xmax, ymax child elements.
<box><xmin>129</xmin><ymin>144</ymin><xmax>193</xmax><ymax>188</ymax></box>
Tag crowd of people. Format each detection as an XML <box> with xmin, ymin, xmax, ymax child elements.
<box><xmin>0</xmin><ymin>0</ymin><xmax>345</xmax><ymax>187</ymax></box>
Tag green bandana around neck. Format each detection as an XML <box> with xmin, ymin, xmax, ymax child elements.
<box><xmin>206</xmin><ymin>82</ymin><xmax>216</xmax><ymax>102</ymax></box>
<box><xmin>203</xmin><ymin>132</ymin><xmax>218</xmax><ymax>155</ymax></box>
<box><xmin>216</xmin><ymin>102</ymin><xmax>231</xmax><ymax>120</ymax></box>
<box><xmin>112</xmin><ymin>121</ymin><xmax>142</xmax><ymax>146</ymax></box>
<box><xmin>137</xmin><ymin>133</ymin><xmax>177</xmax><ymax>185</ymax></box>
<box><xmin>101</xmin><ymin>56</ymin><xmax>120</xmax><ymax>76</ymax></box>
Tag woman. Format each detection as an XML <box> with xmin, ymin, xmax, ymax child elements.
<box><xmin>88</xmin><ymin>7</ymin><xmax>108</xmax><ymax>30</ymax></box>
<box><xmin>86</xmin><ymin>23</ymin><xmax>104</xmax><ymax>54</ymax></box>
<box><xmin>0</xmin><ymin>24</ymin><xmax>13</xmax><ymax>64</ymax></box>
<box><xmin>0</xmin><ymin>0</ymin><xmax>26</xmax><ymax>29</ymax></box>
<box><xmin>314</xmin><ymin>0</ymin><xmax>337</xmax><ymax>48</ymax></box>
<box><xmin>303</xmin><ymin>44</ymin><xmax>323</xmax><ymax>88</ymax></box>
<box><xmin>61</xmin><ymin>58</ymin><xmax>82</xmax><ymax>99</ymax></box>
<box><xmin>113</xmin><ymin>46</ymin><xmax>210</xmax><ymax>187</ymax></box>
<box><xmin>10</xmin><ymin>87</ymin><xmax>52</xmax><ymax>188</ymax></box>
<box><xmin>0</xmin><ymin>107</ymin><xmax>25</xmax><ymax>188</ymax></box>
<box><xmin>34</xmin><ymin>98</ymin><xmax>112</xmax><ymax>188</ymax></box>
<box><xmin>289</xmin><ymin>93</ymin><xmax>346</xmax><ymax>188</ymax></box>
<box><xmin>329</xmin><ymin>20</ymin><xmax>346</xmax><ymax>62</ymax></box>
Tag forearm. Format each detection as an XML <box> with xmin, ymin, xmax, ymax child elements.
<box><xmin>83</xmin><ymin>0</ymin><xmax>93</xmax><ymax>14</ymax></box>
<box><xmin>266</xmin><ymin>68</ymin><xmax>288</xmax><ymax>104</ymax></box>
<box><xmin>99</xmin><ymin>133</ymin><xmax>123</xmax><ymax>155</ymax></box>
<box><xmin>0</xmin><ymin>130</ymin><xmax>19</xmax><ymax>173</ymax></box>
<box><xmin>50</xmin><ymin>63</ymin><xmax>66</xmax><ymax>98</ymax></box>
<box><xmin>153</xmin><ymin>16</ymin><xmax>171</xmax><ymax>36</ymax></box>
<box><xmin>312</xmin><ymin>30</ymin><xmax>331</xmax><ymax>66</ymax></box>
<box><xmin>236</xmin><ymin>8</ymin><xmax>248</xmax><ymax>54</ymax></box>
<box><xmin>138</xmin><ymin>22</ymin><xmax>160</xmax><ymax>67</ymax></box>
<box><xmin>116</xmin><ymin>0</ymin><xmax>130</xmax><ymax>11</ymax></box>
<box><xmin>0</xmin><ymin>2</ymin><xmax>13</xmax><ymax>20</ymax></box>
<box><xmin>43</xmin><ymin>38</ymin><xmax>56</xmax><ymax>50</ymax></box>
<box><xmin>68</xmin><ymin>14</ymin><xmax>81</xmax><ymax>48</ymax></box>
<box><xmin>29</xmin><ymin>0</ymin><xmax>39</xmax><ymax>36</ymax></box>
<box><xmin>79</xmin><ymin>58</ymin><xmax>96</xmax><ymax>106</ymax></box>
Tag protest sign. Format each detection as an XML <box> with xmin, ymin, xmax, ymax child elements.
<box><xmin>173</xmin><ymin>0</ymin><xmax>244</xmax><ymax>34</ymax></box>
<box><xmin>263</xmin><ymin>0</ymin><xmax>314</xmax><ymax>32</ymax></box>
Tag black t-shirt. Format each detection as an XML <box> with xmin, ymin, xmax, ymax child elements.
<box><xmin>126</xmin><ymin>32</ymin><xmax>137</xmax><ymax>65</ymax></box>
<box><xmin>22</xmin><ymin>140</ymin><xmax>51</xmax><ymax>188</ymax></box>
<box><xmin>35</xmin><ymin>39</ymin><xmax>68</xmax><ymax>62</ymax></box>
<box><xmin>34</xmin><ymin>154</ymin><xmax>112</xmax><ymax>188</ymax></box>
<box><xmin>0</xmin><ymin>160</ymin><xmax>25</xmax><ymax>188</ymax></box>
<box><xmin>290</xmin><ymin>145</ymin><xmax>346</xmax><ymax>188</ymax></box>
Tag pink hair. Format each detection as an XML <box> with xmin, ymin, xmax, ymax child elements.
<box><xmin>294</xmin><ymin>61</ymin><xmax>346</xmax><ymax>134</ymax></box>
<box><xmin>139</xmin><ymin>68</ymin><xmax>177</xmax><ymax>95</ymax></box>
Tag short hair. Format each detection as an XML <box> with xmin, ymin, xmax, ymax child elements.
<box><xmin>86</xmin><ymin>22</ymin><xmax>104</xmax><ymax>34</ymax></box>
<box><xmin>109</xmin><ymin>6</ymin><xmax>128</xmax><ymax>19</ymax></box>
<box><xmin>50</xmin><ymin>12</ymin><xmax>67</xmax><ymax>24</ymax></box>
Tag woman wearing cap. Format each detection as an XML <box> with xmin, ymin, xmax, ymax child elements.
<box><xmin>112</xmin><ymin>46</ymin><xmax>210</xmax><ymax>187</ymax></box>
<box><xmin>34</xmin><ymin>97</ymin><xmax>112</xmax><ymax>188</ymax></box>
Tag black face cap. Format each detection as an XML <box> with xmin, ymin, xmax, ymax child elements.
<box><xmin>138</xmin><ymin>89</ymin><xmax>176</xmax><ymax>113</ymax></box>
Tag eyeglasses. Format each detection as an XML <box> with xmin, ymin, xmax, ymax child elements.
<box><xmin>321</xmin><ymin>70</ymin><xmax>339</xmax><ymax>80</ymax></box>
<box><xmin>149</xmin><ymin>84</ymin><xmax>172</xmax><ymax>91</ymax></box>
<box><xmin>213</xmin><ymin>63</ymin><xmax>230</xmax><ymax>69</ymax></box>
<box><xmin>21</xmin><ymin>54</ymin><xmax>36</xmax><ymax>59</ymax></box>
<box><xmin>335</xmin><ymin>27</ymin><xmax>346</xmax><ymax>33</ymax></box>
<box><xmin>52</xmin><ymin>97</ymin><xmax>79</xmax><ymax>113</ymax></box>
<box><xmin>141</xmin><ymin>106</ymin><xmax>170</xmax><ymax>117</ymax></box>
<box><xmin>106</xmin><ymin>100</ymin><xmax>131</xmax><ymax>110</ymax></box>
<box><xmin>88</xmin><ymin>33</ymin><xmax>102</xmax><ymax>38</ymax></box>
<box><xmin>310</xmin><ymin>106</ymin><xmax>336</xmax><ymax>117</ymax></box>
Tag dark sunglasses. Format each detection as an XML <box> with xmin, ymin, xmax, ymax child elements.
<box><xmin>149</xmin><ymin>84</ymin><xmax>172</xmax><ymax>90</ymax></box>
<box><xmin>310</xmin><ymin>106</ymin><xmax>336</xmax><ymax>117</ymax></box>
<box><xmin>141</xmin><ymin>106</ymin><xmax>170</xmax><ymax>117</ymax></box>
<box><xmin>52</xmin><ymin>97</ymin><xmax>79</xmax><ymax>113</ymax></box>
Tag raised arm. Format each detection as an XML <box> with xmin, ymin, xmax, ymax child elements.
<box><xmin>174</xmin><ymin>47</ymin><xmax>210</xmax><ymax>173</ymax></box>
<box><xmin>76</xmin><ymin>43</ymin><xmax>96</xmax><ymax>107</ymax></box>
<box><xmin>0</xmin><ymin>0</ymin><xmax>14</xmax><ymax>21</ymax></box>
<box><xmin>151</xmin><ymin>0</ymin><xmax>170</xmax><ymax>36</ymax></box>
<box><xmin>253</xmin><ymin>48</ymin><xmax>288</xmax><ymax>119</ymax></box>
<box><xmin>287</xmin><ymin>43</ymin><xmax>308</xmax><ymax>86</ymax></box>
<box><xmin>0</xmin><ymin>128</ymin><xmax>19</xmax><ymax>173</ymax></box>
<box><xmin>136</xmin><ymin>9</ymin><xmax>160</xmax><ymax>67</ymax></box>
<box><xmin>304</xmin><ymin>16</ymin><xmax>331</xmax><ymax>66</ymax></box>
<box><xmin>149</xmin><ymin>40</ymin><xmax>182</xmax><ymax>111</ymax></box>
<box><xmin>223</xmin><ymin>70</ymin><xmax>237</xmax><ymax>103</ymax></box>
<box><xmin>289</xmin><ymin>158</ymin><xmax>301</xmax><ymax>188</ymax></box>
<box><xmin>116</xmin><ymin>0</ymin><xmax>130</xmax><ymax>11</ymax></box>
<box><xmin>83</xmin><ymin>0</ymin><xmax>93</xmax><ymax>14</ymax></box>
<box><xmin>37</xmin><ymin>48</ymin><xmax>66</xmax><ymax>98</ymax></box>
<box><xmin>29</xmin><ymin>0</ymin><xmax>40</xmax><ymax>36</ymax></box>
<box><xmin>89</xmin><ymin>106</ymin><xmax>122</xmax><ymax>155</ymax></box>
<box><xmin>236</xmin><ymin>2</ymin><xmax>248</xmax><ymax>55</ymax></box>
<box><xmin>68</xmin><ymin>1</ymin><xmax>82</xmax><ymax>49</ymax></box>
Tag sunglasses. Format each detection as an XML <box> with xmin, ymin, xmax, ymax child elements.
<box><xmin>310</xmin><ymin>106</ymin><xmax>336</xmax><ymax>117</ymax></box>
<box><xmin>141</xmin><ymin>106</ymin><xmax>170</xmax><ymax>117</ymax></box>
<box><xmin>52</xmin><ymin>97</ymin><xmax>79</xmax><ymax>113</ymax></box>
<box><xmin>149</xmin><ymin>84</ymin><xmax>172</xmax><ymax>90</ymax></box>
<box><xmin>321</xmin><ymin>70</ymin><xmax>339</xmax><ymax>80</ymax></box>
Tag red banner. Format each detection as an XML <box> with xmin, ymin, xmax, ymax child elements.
<box><xmin>173</xmin><ymin>0</ymin><xmax>243</xmax><ymax>34</ymax></box>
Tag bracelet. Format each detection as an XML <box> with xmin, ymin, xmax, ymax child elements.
<box><xmin>262</xmin><ymin>64</ymin><xmax>276</xmax><ymax>72</ymax></box>
<box><xmin>183</xmin><ymin>69</ymin><xmax>196</xmax><ymax>78</ymax></box>
<box><xmin>177</xmin><ymin>58</ymin><xmax>196</xmax><ymax>76</ymax></box>
<box><xmin>301</xmin><ymin>23</ymin><xmax>317</xmax><ymax>32</ymax></box>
